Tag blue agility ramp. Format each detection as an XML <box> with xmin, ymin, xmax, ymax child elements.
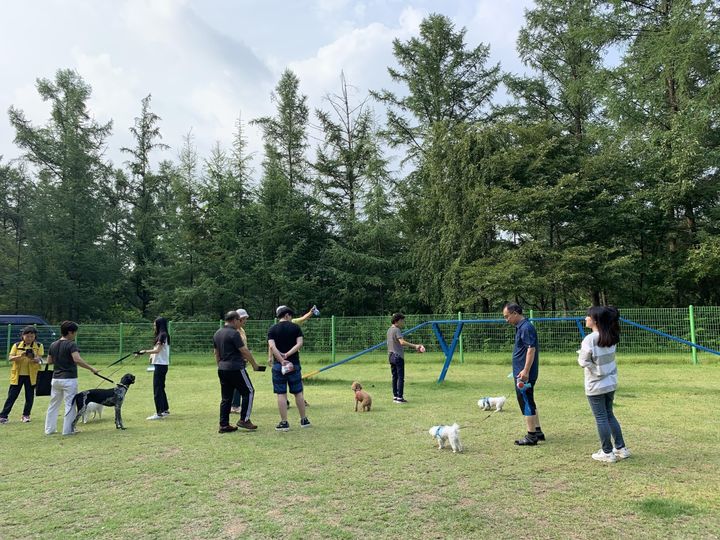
<box><xmin>302</xmin><ymin>317</ymin><xmax>720</xmax><ymax>383</ymax></box>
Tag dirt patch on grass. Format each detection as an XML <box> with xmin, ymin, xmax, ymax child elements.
<box><xmin>216</xmin><ymin>479</ymin><xmax>254</xmax><ymax>502</ymax></box>
<box><xmin>223</xmin><ymin>518</ymin><xmax>248</xmax><ymax>537</ymax></box>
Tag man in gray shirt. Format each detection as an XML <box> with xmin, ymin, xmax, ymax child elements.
<box><xmin>387</xmin><ymin>313</ymin><xmax>423</xmax><ymax>404</ymax></box>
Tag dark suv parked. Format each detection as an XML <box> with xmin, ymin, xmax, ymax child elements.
<box><xmin>0</xmin><ymin>315</ymin><xmax>57</xmax><ymax>355</ymax></box>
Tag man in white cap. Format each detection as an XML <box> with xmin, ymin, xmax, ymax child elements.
<box><xmin>230</xmin><ymin>308</ymin><xmax>251</xmax><ymax>414</ymax></box>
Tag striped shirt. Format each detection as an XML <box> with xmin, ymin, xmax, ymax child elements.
<box><xmin>577</xmin><ymin>332</ymin><xmax>618</xmax><ymax>396</ymax></box>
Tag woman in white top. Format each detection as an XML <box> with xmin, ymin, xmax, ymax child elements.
<box><xmin>578</xmin><ymin>306</ymin><xmax>630</xmax><ymax>463</ymax></box>
<box><xmin>136</xmin><ymin>317</ymin><xmax>171</xmax><ymax>420</ymax></box>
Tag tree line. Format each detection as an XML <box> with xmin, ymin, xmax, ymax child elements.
<box><xmin>1</xmin><ymin>0</ymin><xmax>718</xmax><ymax>322</ymax></box>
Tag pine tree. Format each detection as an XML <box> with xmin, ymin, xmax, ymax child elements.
<box><xmin>8</xmin><ymin>69</ymin><xmax>116</xmax><ymax>320</ymax></box>
<box><xmin>121</xmin><ymin>94</ymin><xmax>169</xmax><ymax>317</ymax></box>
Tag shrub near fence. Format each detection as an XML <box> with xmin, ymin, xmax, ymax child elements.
<box><xmin>3</xmin><ymin>306</ymin><xmax>719</xmax><ymax>364</ymax></box>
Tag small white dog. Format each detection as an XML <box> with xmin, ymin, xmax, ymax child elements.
<box><xmin>477</xmin><ymin>396</ymin><xmax>506</xmax><ymax>412</ymax></box>
<box><xmin>428</xmin><ymin>423</ymin><xmax>463</xmax><ymax>453</ymax></box>
<box><xmin>81</xmin><ymin>402</ymin><xmax>104</xmax><ymax>423</ymax></box>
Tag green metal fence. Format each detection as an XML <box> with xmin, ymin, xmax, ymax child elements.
<box><xmin>3</xmin><ymin>306</ymin><xmax>719</xmax><ymax>364</ymax></box>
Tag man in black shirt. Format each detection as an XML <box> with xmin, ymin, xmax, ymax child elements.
<box><xmin>213</xmin><ymin>311</ymin><xmax>261</xmax><ymax>434</ymax></box>
<box><xmin>268</xmin><ymin>305</ymin><xmax>310</xmax><ymax>431</ymax></box>
<box><xmin>44</xmin><ymin>321</ymin><xmax>99</xmax><ymax>435</ymax></box>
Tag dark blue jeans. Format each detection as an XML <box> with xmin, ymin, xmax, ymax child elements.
<box><xmin>587</xmin><ymin>391</ymin><xmax>625</xmax><ymax>454</ymax></box>
<box><xmin>389</xmin><ymin>354</ymin><xmax>405</xmax><ymax>398</ymax></box>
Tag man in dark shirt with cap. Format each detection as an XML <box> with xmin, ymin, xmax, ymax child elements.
<box><xmin>268</xmin><ymin>305</ymin><xmax>310</xmax><ymax>431</ymax></box>
<box><xmin>213</xmin><ymin>311</ymin><xmax>261</xmax><ymax>433</ymax></box>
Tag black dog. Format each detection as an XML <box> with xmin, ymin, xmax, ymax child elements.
<box><xmin>71</xmin><ymin>374</ymin><xmax>136</xmax><ymax>431</ymax></box>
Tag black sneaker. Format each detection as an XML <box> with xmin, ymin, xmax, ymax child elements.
<box><xmin>395</xmin><ymin>397</ymin><xmax>408</xmax><ymax>404</ymax></box>
<box><xmin>275</xmin><ymin>420</ymin><xmax>290</xmax><ymax>432</ymax></box>
<box><xmin>300</xmin><ymin>417</ymin><xmax>311</xmax><ymax>428</ymax></box>
<box><xmin>514</xmin><ymin>435</ymin><xmax>538</xmax><ymax>446</ymax></box>
<box><xmin>535</xmin><ymin>431</ymin><xmax>546</xmax><ymax>441</ymax></box>
<box><xmin>218</xmin><ymin>424</ymin><xmax>238</xmax><ymax>434</ymax></box>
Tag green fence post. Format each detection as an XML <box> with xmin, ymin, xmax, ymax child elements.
<box><xmin>331</xmin><ymin>315</ymin><xmax>336</xmax><ymax>363</ymax></box>
<box><xmin>529</xmin><ymin>309</ymin><xmax>534</xmax><ymax>321</ymax></box>
<box><xmin>6</xmin><ymin>324</ymin><xmax>11</xmax><ymax>359</ymax></box>
<box><xmin>458</xmin><ymin>311</ymin><xmax>464</xmax><ymax>363</ymax></box>
<box><xmin>689</xmin><ymin>305</ymin><xmax>698</xmax><ymax>365</ymax></box>
<box><xmin>119</xmin><ymin>322</ymin><xmax>124</xmax><ymax>356</ymax></box>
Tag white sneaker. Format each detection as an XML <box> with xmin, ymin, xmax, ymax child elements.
<box><xmin>592</xmin><ymin>449</ymin><xmax>617</xmax><ymax>463</ymax></box>
<box><xmin>614</xmin><ymin>447</ymin><xmax>631</xmax><ymax>460</ymax></box>
<box><xmin>146</xmin><ymin>413</ymin><xmax>163</xmax><ymax>420</ymax></box>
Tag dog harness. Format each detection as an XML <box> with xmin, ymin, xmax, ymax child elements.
<box><xmin>433</xmin><ymin>426</ymin><xmax>444</xmax><ymax>438</ymax></box>
<box><xmin>480</xmin><ymin>397</ymin><xmax>490</xmax><ymax>409</ymax></box>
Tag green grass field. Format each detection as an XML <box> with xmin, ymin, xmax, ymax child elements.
<box><xmin>1</xmin><ymin>353</ymin><xmax>719</xmax><ymax>539</ymax></box>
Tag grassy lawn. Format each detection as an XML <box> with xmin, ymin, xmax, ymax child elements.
<box><xmin>1</xmin><ymin>353</ymin><xmax>718</xmax><ymax>539</ymax></box>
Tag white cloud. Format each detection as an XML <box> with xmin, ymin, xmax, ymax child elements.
<box><xmin>288</xmin><ymin>6</ymin><xmax>426</xmax><ymax>105</ymax></box>
<box><xmin>0</xmin><ymin>1</ymin><xmax>532</xmax><ymax>174</ymax></box>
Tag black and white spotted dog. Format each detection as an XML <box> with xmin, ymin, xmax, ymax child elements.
<box><xmin>71</xmin><ymin>373</ymin><xmax>136</xmax><ymax>431</ymax></box>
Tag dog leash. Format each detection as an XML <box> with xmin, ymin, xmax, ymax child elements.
<box><xmin>105</xmin><ymin>351</ymin><xmax>137</xmax><ymax>369</ymax></box>
<box><xmin>92</xmin><ymin>351</ymin><xmax>143</xmax><ymax>388</ymax></box>
<box><xmin>94</xmin><ymin>372</ymin><xmax>115</xmax><ymax>384</ymax></box>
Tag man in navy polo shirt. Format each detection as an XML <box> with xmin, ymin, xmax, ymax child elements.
<box><xmin>503</xmin><ymin>302</ymin><xmax>545</xmax><ymax>446</ymax></box>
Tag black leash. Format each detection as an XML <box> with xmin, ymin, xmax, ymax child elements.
<box><xmin>94</xmin><ymin>372</ymin><xmax>115</xmax><ymax>385</ymax></box>
<box><xmin>93</xmin><ymin>351</ymin><xmax>141</xmax><ymax>388</ymax></box>
<box><xmin>106</xmin><ymin>352</ymin><xmax>137</xmax><ymax>369</ymax></box>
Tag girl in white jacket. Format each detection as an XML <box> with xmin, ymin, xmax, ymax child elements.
<box><xmin>578</xmin><ymin>306</ymin><xmax>631</xmax><ymax>463</ymax></box>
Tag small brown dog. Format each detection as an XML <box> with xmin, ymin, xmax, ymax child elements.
<box><xmin>351</xmin><ymin>381</ymin><xmax>372</xmax><ymax>412</ymax></box>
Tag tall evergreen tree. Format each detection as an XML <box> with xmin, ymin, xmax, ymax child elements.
<box><xmin>376</xmin><ymin>14</ymin><xmax>502</xmax><ymax>311</ymax></box>
<box><xmin>121</xmin><ymin>94</ymin><xmax>169</xmax><ymax>317</ymax></box>
<box><xmin>8</xmin><ymin>69</ymin><xmax>115</xmax><ymax>320</ymax></box>
<box><xmin>373</xmin><ymin>13</ymin><xmax>501</xmax><ymax>159</ymax></box>
<box><xmin>254</xmin><ymin>71</ymin><xmax>327</xmax><ymax>314</ymax></box>
<box><xmin>604</xmin><ymin>0</ymin><xmax>720</xmax><ymax>305</ymax></box>
<box><xmin>253</xmin><ymin>69</ymin><xmax>311</xmax><ymax>188</ymax></box>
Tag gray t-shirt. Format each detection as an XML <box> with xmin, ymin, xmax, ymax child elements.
<box><xmin>49</xmin><ymin>339</ymin><xmax>79</xmax><ymax>379</ymax></box>
<box><xmin>387</xmin><ymin>325</ymin><xmax>404</xmax><ymax>358</ymax></box>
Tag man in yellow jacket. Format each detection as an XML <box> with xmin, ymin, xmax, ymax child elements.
<box><xmin>0</xmin><ymin>326</ymin><xmax>44</xmax><ymax>423</ymax></box>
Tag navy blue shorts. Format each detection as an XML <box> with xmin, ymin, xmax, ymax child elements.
<box><xmin>271</xmin><ymin>364</ymin><xmax>303</xmax><ymax>395</ymax></box>
<box><xmin>515</xmin><ymin>381</ymin><xmax>538</xmax><ymax>416</ymax></box>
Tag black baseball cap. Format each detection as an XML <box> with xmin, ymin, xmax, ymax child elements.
<box><xmin>276</xmin><ymin>305</ymin><xmax>295</xmax><ymax>318</ymax></box>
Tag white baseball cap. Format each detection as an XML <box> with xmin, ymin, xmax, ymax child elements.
<box><xmin>235</xmin><ymin>308</ymin><xmax>250</xmax><ymax>319</ymax></box>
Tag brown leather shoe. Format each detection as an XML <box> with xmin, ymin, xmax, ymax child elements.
<box><xmin>236</xmin><ymin>419</ymin><xmax>258</xmax><ymax>430</ymax></box>
<box><xmin>218</xmin><ymin>424</ymin><xmax>238</xmax><ymax>434</ymax></box>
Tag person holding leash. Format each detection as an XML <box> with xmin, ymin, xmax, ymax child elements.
<box><xmin>578</xmin><ymin>306</ymin><xmax>630</xmax><ymax>463</ymax></box>
<box><xmin>44</xmin><ymin>321</ymin><xmax>99</xmax><ymax>435</ymax></box>
<box><xmin>136</xmin><ymin>316</ymin><xmax>172</xmax><ymax>420</ymax></box>
<box><xmin>503</xmin><ymin>303</ymin><xmax>545</xmax><ymax>446</ymax></box>
<box><xmin>0</xmin><ymin>326</ymin><xmax>44</xmax><ymax>424</ymax></box>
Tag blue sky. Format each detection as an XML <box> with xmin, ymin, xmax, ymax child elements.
<box><xmin>0</xmin><ymin>0</ymin><xmax>534</xmax><ymax>172</ymax></box>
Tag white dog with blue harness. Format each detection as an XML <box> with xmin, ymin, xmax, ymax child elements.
<box><xmin>477</xmin><ymin>396</ymin><xmax>507</xmax><ymax>412</ymax></box>
<box><xmin>429</xmin><ymin>423</ymin><xmax>463</xmax><ymax>453</ymax></box>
